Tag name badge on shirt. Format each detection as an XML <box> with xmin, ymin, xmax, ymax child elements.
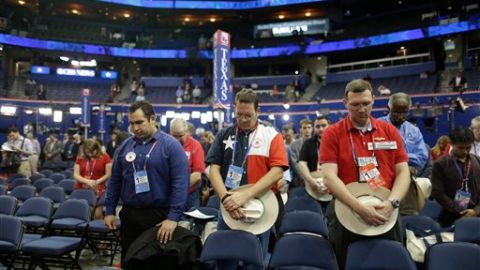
<box><xmin>134</xmin><ymin>170</ymin><xmax>150</xmax><ymax>194</ymax></box>
<box><xmin>368</xmin><ymin>141</ymin><xmax>397</xmax><ymax>150</ymax></box>
<box><xmin>359</xmin><ymin>163</ymin><xmax>385</xmax><ymax>190</ymax></box>
<box><xmin>454</xmin><ymin>189</ymin><xmax>471</xmax><ymax>210</ymax></box>
<box><xmin>225</xmin><ymin>165</ymin><xmax>243</xmax><ymax>189</ymax></box>
<box><xmin>357</xmin><ymin>157</ymin><xmax>378</xmax><ymax>167</ymax></box>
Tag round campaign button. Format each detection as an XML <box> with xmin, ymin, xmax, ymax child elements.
<box><xmin>125</xmin><ymin>152</ymin><xmax>136</xmax><ymax>162</ymax></box>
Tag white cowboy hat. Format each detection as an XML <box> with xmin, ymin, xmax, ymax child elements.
<box><xmin>413</xmin><ymin>177</ymin><xmax>432</xmax><ymax>210</ymax></box>
<box><xmin>221</xmin><ymin>184</ymin><xmax>279</xmax><ymax>235</ymax></box>
<box><xmin>305</xmin><ymin>171</ymin><xmax>333</xmax><ymax>202</ymax></box>
<box><xmin>335</xmin><ymin>182</ymin><xmax>399</xmax><ymax>236</ymax></box>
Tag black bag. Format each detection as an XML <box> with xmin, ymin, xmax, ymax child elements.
<box><xmin>1</xmin><ymin>139</ymin><xmax>24</xmax><ymax>170</ymax></box>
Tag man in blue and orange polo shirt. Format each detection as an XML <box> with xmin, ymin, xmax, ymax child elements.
<box><xmin>206</xmin><ymin>88</ymin><xmax>289</xmax><ymax>253</ymax></box>
<box><xmin>320</xmin><ymin>79</ymin><xmax>410</xmax><ymax>269</ymax></box>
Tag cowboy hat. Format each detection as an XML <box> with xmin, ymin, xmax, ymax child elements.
<box><xmin>335</xmin><ymin>182</ymin><xmax>399</xmax><ymax>236</ymax></box>
<box><xmin>413</xmin><ymin>177</ymin><xmax>432</xmax><ymax>210</ymax></box>
<box><xmin>221</xmin><ymin>184</ymin><xmax>279</xmax><ymax>235</ymax></box>
<box><xmin>305</xmin><ymin>171</ymin><xmax>333</xmax><ymax>202</ymax></box>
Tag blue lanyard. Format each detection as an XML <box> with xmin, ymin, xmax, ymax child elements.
<box><xmin>453</xmin><ymin>156</ymin><xmax>470</xmax><ymax>193</ymax></box>
<box><xmin>231</xmin><ymin>127</ymin><xmax>258</xmax><ymax>169</ymax></box>
<box><xmin>132</xmin><ymin>141</ymin><xmax>158</xmax><ymax>172</ymax></box>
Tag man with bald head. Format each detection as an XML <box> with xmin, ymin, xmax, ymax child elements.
<box><xmin>170</xmin><ymin>118</ymin><xmax>205</xmax><ymax>210</ymax></box>
<box><xmin>379</xmin><ymin>92</ymin><xmax>429</xmax><ymax>215</ymax></box>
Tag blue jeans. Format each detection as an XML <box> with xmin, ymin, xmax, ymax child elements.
<box><xmin>216</xmin><ymin>211</ymin><xmax>270</xmax><ymax>270</ymax></box>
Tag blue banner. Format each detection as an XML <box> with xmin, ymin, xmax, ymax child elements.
<box><xmin>80</xmin><ymin>89</ymin><xmax>91</xmax><ymax>127</ymax></box>
<box><xmin>213</xmin><ymin>30</ymin><xmax>232</xmax><ymax>124</ymax></box>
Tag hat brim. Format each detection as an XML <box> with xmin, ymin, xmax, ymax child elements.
<box><xmin>305</xmin><ymin>171</ymin><xmax>333</xmax><ymax>202</ymax></box>
<box><xmin>221</xmin><ymin>185</ymin><xmax>279</xmax><ymax>235</ymax></box>
<box><xmin>335</xmin><ymin>182</ymin><xmax>399</xmax><ymax>236</ymax></box>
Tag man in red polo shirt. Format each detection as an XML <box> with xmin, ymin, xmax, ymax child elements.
<box><xmin>170</xmin><ymin>118</ymin><xmax>205</xmax><ymax>210</ymax></box>
<box><xmin>320</xmin><ymin>79</ymin><xmax>410</xmax><ymax>269</ymax></box>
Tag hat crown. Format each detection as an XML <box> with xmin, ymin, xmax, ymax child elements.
<box><xmin>242</xmin><ymin>199</ymin><xmax>264</xmax><ymax>223</ymax></box>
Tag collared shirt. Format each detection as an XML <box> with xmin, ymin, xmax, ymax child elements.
<box><xmin>183</xmin><ymin>135</ymin><xmax>205</xmax><ymax>192</ymax></box>
<box><xmin>206</xmin><ymin>120</ymin><xmax>289</xmax><ymax>190</ymax></box>
<box><xmin>320</xmin><ymin>116</ymin><xmax>408</xmax><ymax>190</ymax></box>
<box><xmin>379</xmin><ymin>115</ymin><xmax>429</xmax><ymax>172</ymax></box>
<box><xmin>2</xmin><ymin>136</ymin><xmax>33</xmax><ymax>161</ymax></box>
<box><xmin>471</xmin><ymin>141</ymin><xmax>480</xmax><ymax>156</ymax></box>
<box><xmin>105</xmin><ymin>130</ymin><xmax>190</xmax><ymax>221</ymax></box>
<box><xmin>299</xmin><ymin>136</ymin><xmax>320</xmax><ymax>172</ymax></box>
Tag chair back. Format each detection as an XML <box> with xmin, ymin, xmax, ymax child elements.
<box><xmin>279</xmin><ymin>210</ymin><xmax>328</xmax><ymax>237</ymax></box>
<box><xmin>10</xmin><ymin>185</ymin><xmax>36</xmax><ymax>202</ymax></box>
<box><xmin>40</xmin><ymin>186</ymin><xmax>66</xmax><ymax>204</ymax></box>
<box><xmin>454</xmin><ymin>217</ymin><xmax>480</xmax><ymax>244</ymax></box>
<box><xmin>200</xmin><ymin>230</ymin><xmax>264</xmax><ymax>269</ymax></box>
<box><xmin>69</xmin><ymin>189</ymin><xmax>97</xmax><ymax>208</ymax></box>
<box><xmin>16</xmin><ymin>197</ymin><xmax>53</xmax><ymax>227</ymax></box>
<box><xmin>346</xmin><ymin>239</ymin><xmax>416</xmax><ymax>270</ymax></box>
<box><xmin>0</xmin><ymin>195</ymin><xmax>18</xmax><ymax>215</ymax></box>
<box><xmin>0</xmin><ymin>215</ymin><xmax>23</xmax><ymax>252</ymax></box>
<box><xmin>33</xmin><ymin>178</ymin><xmax>54</xmax><ymax>192</ymax></box>
<box><xmin>284</xmin><ymin>197</ymin><xmax>322</xmax><ymax>213</ymax></box>
<box><xmin>57</xmin><ymin>179</ymin><xmax>75</xmax><ymax>195</ymax></box>
<box><xmin>425</xmin><ymin>242</ymin><xmax>480</xmax><ymax>270</ymax></box>
<box><xmin>49</xmin><ymin>173</ymin><xmax>66</xmax><ymax>184</ymax></box>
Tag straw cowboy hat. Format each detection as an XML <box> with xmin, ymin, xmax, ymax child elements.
<box><xmin>305</xmin><ymin>171</ymin><xmax>333</xmax><ymax>202</ymax></box>
<box><xmin>221</xmin><ymin>184</ymin><xmax>279</xmax><ymax>235</ymax></box>
<box><xmin>413</xmin><ymin>177</ymin><xmax>432</xmax><ymax>210</ymax></box>
<box><xmin>335</xmin><ymin>182</ymin><xmax>399</xmax><ymax>236</ymax></box>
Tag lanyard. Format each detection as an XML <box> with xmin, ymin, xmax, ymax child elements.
<box><xmin>132</xmin><ymin>141</ymin><xmax>158</xmax><ymax>172</ymax></box>
<box><xmin>86</xmin><ymin>159</ymin><xmax>97</xmax><ymax>179</ymax></box>
<box><xmin>316</xmin><ymin>138</ymin><xmax>321</xmax><ymax>168</ymax></box>
<box><xmin>231</xmin><ymin>127</ymin><xmax>258</xmax><ymax>169</ymax></box>
<box><xmin>349</xmin><ymin>130</ymin><xmax>375</xmax><ymax>166</ymax></box>
<box><xmin>453</xmin><ymin>157</ymin><xmax>471</xmax><ymax>193</ymax></box>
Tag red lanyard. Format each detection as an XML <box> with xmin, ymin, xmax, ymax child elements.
<box><xmin>86</xmin><ymin>159</ymin><xmax>97</xmax><ymax>179</ymax></box>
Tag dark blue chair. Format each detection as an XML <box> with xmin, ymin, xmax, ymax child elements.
<box><xmin>270</xmin><ymin>234</ymin><xmax>338</xmax><ymax>270</ymax></box>
<box><xmin>284</xmin><ymin>197</ymin><xmax>322</xmax><ymax>214</ymax></box>
<box><xmin>425</xmin><ymin>242</ymin><xmax>480</xmax><ymax>270</ymax></box>
<box><xmin>454</xmin><ymin>217</ymin><xmax>480</xmax><ymax>244</ymax></box>
<box><xmin>288</xmin><ymin>186</ymin><xmax>307</xmax><ymax>198</ymax></box>
<box><xmin>346</xmin><ymin>239</ymin><xmax>416</xmax><ymax>270</ymax></box>
<box><xmin>29</xmin><ymin>173</ymin><xmax>46</xmax><ymax>183</ymax></box>
<box><xmin>0</xmin><ymin>185</ymin><xmax>6</xmax><ymax>195</ymax></box>
<box><xmin>8</xmin><ymin>173</ymin><xmax>27</xmax><ymax>182</ymax></box>
<box><xmin>419</xmin><ymin>200</ymin><xmax>442</xmax><ymax>221</ymax></box>
<box><xmin>10</xmin><ymin>185</ymin><xmax>36</xmax><ymax>203</ymax></box>
<box><xmin>40</xmin><ymin>186</ymin><xmax>65</xmax><ymax>208</ymax></box>
<box><xmin>39</xmin><ymin>169</ymin><xmax>53</xmax><ymax>178</ymax></box>
<box><xmin>0</xmin><ymin>215</ymin><xmax>24</xmax><ymax>270</ymax></box>
<box><xmin>206</xmin><ymin>194</ymin><xmax>220</xmax><ymax>209</ymax></box>
<box><xmin>279</xmin><ymin>210</ymin><xmax>328</xmax><ymax>238</ymax></box>
<box><xmin>49</xmin><ymin>173</ymin><xmax>65</xmax><ymax>184</ymax></box>
<box><xmin>200</xmin><ymin>230</ymin><xmax>264</xmax><ymax>270</ymax></box>
<box><xmin>87</xmin><ymin>219</ymin><xmax>121</xmax><ymax>266</ymax></box>
<box><xmin>69</xmin><ymin>189</ymin><xmax>97</xmax><ymax>208</ymax></box>
<box><xmin>10</xmin><ymin>177</ymin><xmax>30</xmax><ymax>190</ymax></box>
<box><xmin>57</xmin><ymin>179</ymin><xmax>75</xmax><ymax>195</ymax></box>
<box><xmin>22</xmin><ymin>199</ymin><xmax>91</xmax><ymax>270</ymax></box>
<box><xmin>401</xmin><ymin>215</ymin><xmax>441</xmax><ymax>240</ymax></box>
<box><xmin>61</xmin><ymin>170</ymin><xmax>73</xmax><ymax>179</ymax></box>
<box><xmin>15</xmin><ymin>197</ymin><xmax>53</xmax><ymax>230</ymax></box>
<box><xmin>0</xmin><ymin>195</ymin><xmax>18</xmax><ymax>215</ymax></box>
<box><xmin>33</xmin><ymin>178</ymin><xmax>54</xmax><ymax>193</ymax></box>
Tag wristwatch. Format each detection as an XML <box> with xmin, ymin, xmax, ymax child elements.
<box><xmin>390</xmin><ymin>199</ymin><xmax>400</xmax><ymax>209</ymax></box>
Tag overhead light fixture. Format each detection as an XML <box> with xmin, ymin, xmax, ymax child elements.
<box><xmin>24</xmin><ymin>108</ymin><xmax>34</xmax><ymax>115</ymax></box>
<box><xmin>294</xmin><ymin>70</ymin><xmax>299</xmax><ymax>75</ymax></box>
<box><xmin>268</xmin><ymin>114</ymin><xmax>275</xmax><ymax>120</ymax></box>
<box><xmin>161</xmin><ymin>115</ymin><xmax>167</xmax><ymax>126</ymax></box>
<box><xmin>283</xmin><ymin>103</ymin><xmax>290</xmax><ymax>110</ymax></box>
<box><xmin>191</xmin><ymin>111</ymin><xmax>201</xmax><ymax>119</ymax></box>
<box><xmin>59</xmin><ymin>56</ymin><xmax>70</xmax><ymax>62</ymax></box>
<box><xmin>18</xmin><ymin>0</ymin><xmax>25</xmax><ymax>5</ymax></box>
<box><xmin>282</xmin><ymin>114</ymin><xmax>290</xmax><ymax>121</ymax></box>
<box><xmin>69</xmin><ymin>107</ymin><xmax>82</xmax><ymax>115</ymax></box>
<box><xmin>166</xmin><ymin>110</ymin><xmax>175</xmax><ymax>118</ymax></box>
<box><xmin>184</xmin><ymin>17</ymin><xmax>190</xmax><ymax>22</ymax></box>
<box><xmin>72</xmin><ymin>9</ymin><xmax>79</xmax><ymax>15</ymax></box>
<box><xmin>278</xmin><ymin>15</ymin><xmax>285</xmax><ymax>19</ymax></box>
<box><xmin>305</xmin><ymin>12</ymin><xmax>311</xmax><ymax>17</ymax></box>
<box><xmin>209</xmin><ymin>17</ymin><xmax>216</xmax><ymax>22</ymax></box>
<box><xmin>200</xmin><ymin>113</ymin><xmax>208</xmax><ymax>124</ymax></box>
<box><xmin>38</xmin><ymin>107</ymin><xmax>52</xmax><ymax>116</ymax></box>
<box><xmin>0</xmin><ymin>105</ymin><xmax>17</xmax><ymax>116</ymax></box>
<box><xmin>124</xmin><ymin>13</ymin><xmax>130</xmax><ymax>18</ymax></box>
<box><xmin>53</xmin><ymin>110</ymin><xmax>63</xmax><ymax>123</ymax></box>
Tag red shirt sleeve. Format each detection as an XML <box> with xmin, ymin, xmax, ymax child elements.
<box><xmin>268</xmin><ymin>133</ymin><xmax>289</xmax><ymax>169</ymax></box>
<box><xmin>319</xmin><ymin>126</ymin><xmax>338</xmax><ymax>164</ymax></box>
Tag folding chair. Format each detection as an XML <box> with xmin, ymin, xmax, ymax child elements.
<box><xmin>454</xmin><ymin>217</ymin><xmax>480</xmax><ymax>244</ymax></box>
<box><xmin>49</xmin><ymin>173</ymin><xmax>65</xmax><ymax>184</ymax></box>
<box><xmin>0</xmin><ymin>195</ymin><xmax>18</xmax><ymax>215</ymax></box>
<box><xmin>279</xmin><ymin>210</ymin><xmax>328</xmax><ymax>237</ymax></box>
<box><xmin>15</xmin><ymin>197</ymin><xmax>53</xmax><ymax>234</ymax></box>
<box><xmin>419</xmin><ymin>199</ymin><xmax>442</xmax><ymax>221</ymax></box>
<box><xmin>346</xmin><ymin>239</ymin><xmax>416</xmax><ymax>270</ymax></box>
<box><xmin>39</xmin><ymin>169</ymin><xmax>53</xmax><ymax>178</ymax></box>
<box><xmin>10</xmin><ymin>178</ymin><xmax>30</xmax><ymax>190</ymax></box>
<box><xmin>270</xmin><ymin>233</ymin><xmax>338</xmax><ymax>270</ymax></box>
<box><xmin>401</xmin><ymin>215</ymin><xmax>441</xmax><ymax>240</ymax></box>
<box><xmin>284</xmin><ymin>197</ymin><xmax>322</xmax><ymax>214</ymax></box>
<box><xmin>61</xmin><ymin>170</ymin><xmax>73</xmax><ymax>179</ymax></box>
<box><xmin>40</xmin><ymin>186</ymin><xmax>66</xmax><ymax>208</ymax></box>
<box><xmin>22</xmin><ymin>199</ymin><xmax>91</xmax><ymax>270</ymax></box>
<box><xmin>10</xmin><ymin>185</ymin><xmax>36</xmax><ymax>204</ymax></box>
<box><xmin>69</xmin><ymin>189</ymin><xmax>97</xmax><ymax>209</ymax></box>
<box><xmin>200</xmin><ymin>230</ymin><xmax>264</xmax><ymax>269</ymax></box>
<box><xmin>425</xmin><ymin>242</ymin><xmax>480</xmax><ymax>270</ymax></box>
<box><xmin>29</xmin><ymin>173</ymin><xmax>45</xmax><ymax>184</ymax></box>
<box><xmin>0</xmin><ymin>215</ymin><xmax>24</xmax><ymax>270</ymax></box>
<box><xmin>87</xmin><ymin>219</ymin><xmax>121</xmax><ymax>266</ymax></box>
<box><xmin>57</xmin><ymin>179</ymin><xmax>75</xmax><ymax>195</ymax></box>
<box><xmin>33</xmin><ymin>178</ymin><xmax>54</xmax><ymax>193</ymax></box>
<box><xmin>0</xmin><ymin>185</ymin><xmax>6</xmax><ymax>195</ymax></box>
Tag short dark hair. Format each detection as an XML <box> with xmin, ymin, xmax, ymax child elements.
<box><xmin>7</xmin><ymin>127</ymin><xmax>18</xmax><ymax>134</ymax></box>
<box><xmin>235</xmin><ymin>88</ymin><xmax>259</xmax><ymax>110</ymax></box>
<box><xmin>345</xmin><ymin>79</ymin><xmax>373</xmax><ymax>97</ymax></box>
<box><xmin>315</xmin><ymin>115</ymin><xmax>332</xmax><ymax>124</ymax></box>
<box><xmin>449</xmin><ymin>128</ymin><xmax>474</xmax><ymax>144</ymax></box>
<box><xmin>129</xmin><ymin>101</ymin><xmax>156</xmax><ymax>120</ymax></box>
<box><xmin>299</xmin><ymin>119</ymin><xmax>313</xmax><ymax>127</ymax></box>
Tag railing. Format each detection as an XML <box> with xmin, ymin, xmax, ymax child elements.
<box><xmin>328</xmin><ymin>53</ymin><xmax>431</xmax><ymax>73</ymax></box>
